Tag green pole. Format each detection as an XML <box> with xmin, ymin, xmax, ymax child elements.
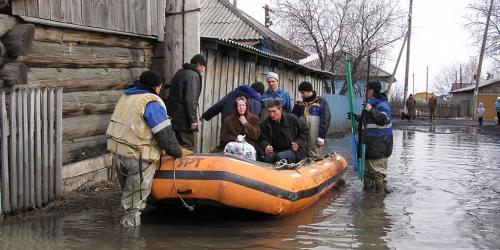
<box><xmin>344</xmin><ymin>56</ymin><xmax>359</xmax><ymax>175</ymax></box>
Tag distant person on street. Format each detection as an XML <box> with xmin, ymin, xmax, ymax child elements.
<box><xmin>292</xmin><ymin>81</ymin><xmax>331</xmax><ymax>160</ymax></box>
<box><xmin>428</xmin><ymin>94</ymin><xmax>438</xmax><ymax>122</ymax></box>
<box><xmin>477</xmin><ymin>102</ymin><xmax>485</xmax><ymax>130</ymax></box>
<box><xmin>162</xmin><ymin>54</ymin><xmax>206</xmax><ymax>151</ymax></box>
<box><xmin>348</xmin><ymin>81</ymin><xmax>393</xmax><ymax>194</ymax></box>
<box><xmin>406</xmin><ymin>94</ymin><xmax>417</xmax><ymax>122</ymax></box>
<box><xmin>260</xmin><ymin>100</ymin><xmax>309</xmax><ymax>164</ymax></box>
<box><xmin>261</xmin><ymin>72</ymin><xmax>292</xmax><ymax>118</ymax></box>
<box><xmin>106</xmin><ymin>70</ymin><xmax>191</xmax><ymax>227</ymax></box>
<box><xmin>496</xmin><ymin>97</ymin><xmax>500</xmax><ymax>125</ymax></box>
<box><xmin>201</xmin><ymin>81</ymin><xmax>264</xmax><ymax>123</ymax></box>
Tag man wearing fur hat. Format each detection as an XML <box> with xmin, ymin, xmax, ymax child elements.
<box><xmin>107</xmin><ymin>70</ymin><xmax>191</xmax><ymax>227</ymax></box>
<box><xmin>261</xmin><ymin>72</ymin><xmax>292</xmax><ymax>118</ymax></box>
<box><xmin>292</xmin><ymin>81</ymin><xmax>331</xmax><ymax>159</ymax></box>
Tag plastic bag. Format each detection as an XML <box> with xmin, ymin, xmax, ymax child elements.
<box><xmin>224</xmin><ymin>141</ymin><xmax>256</xmax><ymax>161</ymax></box>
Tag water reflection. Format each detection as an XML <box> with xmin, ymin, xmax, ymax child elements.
<box><xmin>0</xmin><ymin>125</ymin><xmax>499</xmax><ymax>249</ymax></box>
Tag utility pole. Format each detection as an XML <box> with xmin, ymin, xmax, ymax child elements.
<box><xmin>426</xmin><ymin>66</ymin><xmax>429</xmax><ymax>102</ymax></box>
<box><xmin>263</xmin><ymin>4</ymin><xmax>274</xmax><ymax>28</ymax></box>
<box><xmin>403</xmin><ymin>0</ymin><xmax>413</xmax><ymax>112</ymax></box>
<box><xmin>473</xmin><ymin>0</ymin><xmax>494</xmax><ymax>119</ymax></box>
<box><xmin>412</xmin><ymin>73</ymin><xmax>415</xmax><ymax>95</ymax></box>
<box><xmin>387</xmin><ymin>30</ymin><xmax>408</xmax><ymax>93</ymax></box>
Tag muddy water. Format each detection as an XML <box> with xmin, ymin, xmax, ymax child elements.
<box><xmin>1</xmin><ymin>125</ymin><xmax>499</xmax><ymax>249</ymax></box>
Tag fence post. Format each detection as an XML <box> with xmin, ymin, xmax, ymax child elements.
<box><xmin>1</xmin><ymin>91</ymin><xmax>9</xmax><ymax>215</ymax></box>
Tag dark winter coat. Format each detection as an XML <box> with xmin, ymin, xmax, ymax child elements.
<box><xmin>358</xmin><ymin>96</ymin><xmax>393</xmax><ymax>160</ymax></box>
<box><xmin>201</xmin><ymin>85</ymin><xmax>262</xmax><ymax>122</ymax></box>
<box><xmin>220</xmin><ymin>113</ymin><xmax>261</xmax><ymax>155</ymax></box>
<box><xmin>292</xmin><ymin>93</ymin><xmax>331</xmax><ymax>139</ymax></box>
<box><xmin>259</xmin><ymin>113</ymin><xmax>309</xmax><ymax>162</ymax></box>
<box><xmin>163</xmin><ymin>63</ymin><xmax>202</xmax><ymax>132</ymax></box>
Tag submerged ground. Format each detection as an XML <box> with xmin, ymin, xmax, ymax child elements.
<box><xmin>1</xmin><ymin>119</ymin><xmax>499</xmax><ymax>249</ymax></box>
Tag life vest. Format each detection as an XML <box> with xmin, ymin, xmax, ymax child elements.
<box><xmin>106</xmin><ymin>93</ymin><xmax>168</xmax><ymax>162</ymax></box>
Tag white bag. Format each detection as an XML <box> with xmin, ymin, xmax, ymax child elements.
<box><xmin>224</xmin><ymin>141</ymin><xmax>256</xmax><ymax>161</ymax></box>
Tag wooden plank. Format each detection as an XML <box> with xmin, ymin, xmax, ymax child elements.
<box><xmin>97</xmin><ymin>0</ymin><xmax>109</xmax><ymax>29</ymax></box>
<box><xmin>81</xmin><ymin>0</ymin><xmax>92</xmax><ymax>27</ymax></box>
<box><xmin>134</xmin><ymin>0</ymin><xmax>147</xmax><ymax>35</ymax></box>
<box><xmin>63</xmin><ymin>90</ymin><xmax>122</xmax><ymax>118</ymax></box>
<box><xmin>60</xmin><ymin>0</ymin><xmax>71</xmax><ymax>23</ymax></box>
<box><xmin>34</xmin><ymin>89</ymin><xmax>42</xmax><ymax>207</ymax></box>
<box><xmin>111</xmin><ymin>0</ymin><xmax>125</xmax><ymax>32</ymax></box>
<box><xmin>201</xmin><ymin>50</ymin><xmax>216</xmax><ymax>152</ymax></box>
<box><xmin>55</xmin><ymin>89</ymin><xmax>62</xmax><ymax>197</ymax></box>
<box><xmin>28</xmin><ymin>90</ymin><xmax>35</xmax><ymax>208</ymax></box>
<box><xmin>19</xmin><ymin>41</ymin><xmax>149</xmax><ymax>68</ymax></box>
<box><xmin>41</xmin><ymin>89</ymin><xmax>48</xmax><ymax>204</ymax></box>
<box><xmin>1</xmin><ymin>91</ymin><xmax>11</xmax><ymax>213</ymax></box>
<box><xmin>128</xmin><ymin>0</ymin><xmax>137</xmax><ymax>33</ymax></box>
<box><xmin>62</xmin><ymin>114</ymin><xmax>111</xmax><ymax>141</ymax></box>
<box><xmin>16</xmin><ymin>90</ymin><xmax>23</xmax><ymax>210</ymax></box>
<box><xmin>48</xmin><ymin>90</ymin><xmax>55</xmax><ymax>200</ymax></box>
<box><xmin>8</xmin><ymin>91</ymin><xmax>17</xmax><ymax>211</ymax></box>
<box><xmin>157</xmin><ymin>0</ymin><xmax>165</xmax><ymax>42</ymax></box>
<box><xmin>25</xmin><ymin>0</ymin><xmax>39</xmax><ymax>17</ymax></box>
<box><xmin>22</xmin><ymin>90</ymin><xmax>29</xmax><ymax>208</ymax></box>
<box><xmin>38</xmin><ymin>0</ymin><xmax>51</xmax><ymax>19</ymax></box>
<box><xmin>151</xmin><ymin>0</ymin><xmax>158</xmax><ymax>36</ymax></box>
<box><xmin>212</xmin><ymin>51</ymin><xmax>224</xmax><ymax>149</ymax></box>
<box><xmin>146</xmin><ymin>0</ymin><xmax>152</xmax><ymax>35</ymax></box>
<box><xmin>26</xmin><ymin>68</ymin><xmax>140</xmax><ymax>92</ymax></box>
<box><xmin>70</xmin><ymin>0</ymin><xmax>83</xmax><ymax>25</ymax></box>
<box><xmin>62</xmin><ymin>153</ymin><xmax>111</xmax><ymax>180</ymax></box>
<box><xmin>11</xmin><ymin>0</ymin><xmax>27</xmax><ymax>16</ymax></box>
<box><xmin>49</xmin><ymin>0</ymin><xmax>62</xmax><ymax>21</ymax></box>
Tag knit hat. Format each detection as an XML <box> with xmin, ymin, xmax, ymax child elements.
<box><xmin>367</xmin><ymin>80</ymin><xmax>382</xmax><ymax>92</ymax></box>
<box><xmin>267</xmin><ymin>72</ymin><xmax>279</xmax><ymax>82</ymax></box>
<box><xmin>298</xmin><ymin>81</ymin><xmax>313</xmax><ymax>92</ymax></box>
<box><xmin>190</xmin><ymin>54</ymin><xmax>207</xmax><ymax>66</ymax></box>
<box><xmin>139</xmin><ymin>70</ymin><xmax>162</xmax><ymax>87</ymax></box>
<box><xmin>250</xmin><ymin>81</ymin><xmax>265</xmax><ymax>95</ymax></box>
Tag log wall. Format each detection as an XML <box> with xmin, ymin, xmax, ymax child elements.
<box><xmin>0</xmin><ymin>21</ymin><xmax>157</xmax><ymax>164</ymax></box>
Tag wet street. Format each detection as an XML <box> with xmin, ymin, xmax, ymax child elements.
<box><xmin>1</xmin><ymin>120</ymin><xmax>499</xmax><ymax>249</ymax></box>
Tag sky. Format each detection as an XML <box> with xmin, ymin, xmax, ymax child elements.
<box><xmin>237</xmin><ymin>0</ymin><xmax>485</xmax><ymax>94</ymax></box>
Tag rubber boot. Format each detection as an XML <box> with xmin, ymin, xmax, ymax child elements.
<box><xmin>374</xmin><ymin>178</ymin><xmax>385</xmax><ymax>194</ymax></box>
<box><xmin>363</xmin><ymin>177</ymin><xmax>375</xmax><ymax>191</ymax></box>
<box><xmin>121</xmin><ymin>211</ymin><xmax>141</xmax><ymax>228</ymax></box>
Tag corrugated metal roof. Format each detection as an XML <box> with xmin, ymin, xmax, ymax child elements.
<box><xmin>202</xmin><ymin>37</ymin><xmax>333</xmax><ymax>78</ymax></box>
<box><xmin>449</xmin><ymin>78</ymin><xmax>500</xmax><ymax>93</ymax></box>
<box><xmin>302</xmin><ymin>53</ymin><xmax>392</xmax><ymax>79</ymax></box>
<box><xmin>200</xmin><ymin>0</ymin><xmax>309</xmax><ymax>59</ymax></box>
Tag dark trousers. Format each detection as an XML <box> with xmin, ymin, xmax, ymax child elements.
<box><xmin>264</xmin><ymin>150</ymin><xmax>295</xmax><ymax>164</ymax></box>
<box><xmin>497</xmin><ymin>112</ymin><xmax>500</xmax><ymax>125</ymax></box>
<box><xmin>175</xmin><ymin>131</ymin><xmax>195</xmax><ymax>151</ymax></box>
<box><xmin>478</xmin><ymin>117</ymin><xmax>483</xmax><ymax>126</ymax></box>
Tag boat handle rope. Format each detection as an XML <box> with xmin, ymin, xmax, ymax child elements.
<box><xmin>274</xmin><ymin>158</ymin><xmax>308</xmax><ymax>170</ymax></box>
<box><xmin>173</xmin><ymin>158</ymin><xmax>195</xmax><ymax>211</ymax></box>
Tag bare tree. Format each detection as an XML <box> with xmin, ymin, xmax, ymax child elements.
<box><xmin>272</xmin><ymin>0</ymin><xmax>406</xmax><ymax>82</ymax></box>
<box><xmin>388</xmin><ymin>83</ymin><xmax>404</xmax><ymax>103</ymax></box>
<box><xmin>432</xmin><ymin>58</ymin><xmax>478</xmax><ymax>95</ymax></box>
<box><xmin>466</xmin><ymin>0</ymin><xmax>500</xmax><ymax>71</ymax></box>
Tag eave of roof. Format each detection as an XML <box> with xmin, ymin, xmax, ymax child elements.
<box><xmin>449</xmin><ymin>78</ymin><xmax>500</xmax><ymax>93</ymax></box>
<box><xmin>201</xmin><ymin>37</ymin><xmax>333</xmax><ymax>78</ymax></box>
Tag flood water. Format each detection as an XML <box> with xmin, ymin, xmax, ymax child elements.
<box><xmin>1</xmin><ymin>122</ymin><xmax>499</xmax><ymax>249</ymax></box>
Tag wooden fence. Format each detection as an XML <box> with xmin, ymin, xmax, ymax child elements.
<box><xmin>0</xmin><ymin>88</ymin><xmax>62</xmax><ymax>215</ymax></box>
<box><xmin>391</xmin><ymin>103</ymin><xmax>461</xmax><ymax>119</ymax></box>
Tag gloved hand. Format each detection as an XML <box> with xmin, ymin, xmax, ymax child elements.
<box><xmin>346</xmin><ymin>112</ymin><xmax>361</xmax><ymax>122</ymax></box>
<box><xmin>364</xmin><ymin>103</ymin><xmax>372</xmax><ymax>112</ymax></box>
<box><xmin>316</xmin><ymin>137</ymin><xmax>325</xmax><ymax>146</ymax></box>
<box><xmin>180</xmin><ymin>148</ymin><xmax>193</xmax><ymax>157</ymax></box>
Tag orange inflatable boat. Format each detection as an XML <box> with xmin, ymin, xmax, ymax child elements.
<box><xmin>151</xmin><ymin>153</ymin><xmax>348</xmax><ymax>216</ymax></box>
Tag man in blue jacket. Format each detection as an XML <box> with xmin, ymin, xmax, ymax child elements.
<box><xmin>201</xmin><ymin>81</ymin><xmax>265</xmax><ymax>122</ymax></box>
<box><xmin>350</xmin><ymin>81</ymin><xmax>393</xmax><ymax>194</ymax></box>
<box><xmin>261</xmin><ymin>72</ymin><xmax>292</xmax><ymax>118</ymax></box>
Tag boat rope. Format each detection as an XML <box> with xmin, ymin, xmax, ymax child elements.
<box><xmin>173</xmin><ymin>159</ymin><xmax>195</xmax><ymax>211</ymax></box>
<box><xmin>273</xmin><ymin>158</ymin><xmax>308</xmax><ymax>170</ymax></box>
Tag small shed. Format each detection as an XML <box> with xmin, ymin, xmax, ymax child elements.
<box><xmin>450</xmin><ymin>78</ymin><xmax>500</xmax><ymax>119</ymax></box>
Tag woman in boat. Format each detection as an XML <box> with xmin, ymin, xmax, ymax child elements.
<box><xmin>219</xmin><ymin>96</ymin><xmax>262</xmax><ymax>157</ymax></box>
